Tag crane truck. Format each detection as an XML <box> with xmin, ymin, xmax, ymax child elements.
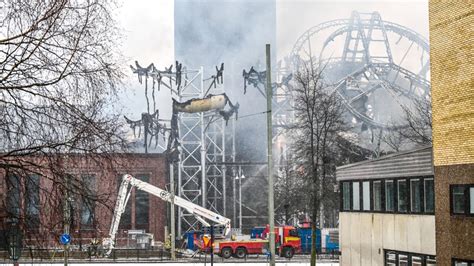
<box><xmin>104</xmin><ymin>174</ymin><xmax>301</xmax><ymax>259</ymax></box>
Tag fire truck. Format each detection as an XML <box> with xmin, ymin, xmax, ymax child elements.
<box><xmin>105</xmin><ymin>174</ymin><xmax>301</xmax><ymax>259</ymax></box>
<box><xmin>214</xmin><ymin>224</ymin><xmax>301</xmax><ymax>259</ymax></box>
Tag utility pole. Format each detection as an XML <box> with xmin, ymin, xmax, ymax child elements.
<box><xmin>170</xmin><ymin>163</ymin><xmax>176</xmax><ymax>260</ymax></box>
<box><xmin>63</xmin><ymin>190</ymin><xmax>70</xmax><ymax>266</ymax></box>
<box><xmin>265</xmin><ymin>44</ymin><xmax>276</xmax><ymax>266</ymax></box>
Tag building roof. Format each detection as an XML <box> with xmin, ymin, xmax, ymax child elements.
<box><xmin>336</xmin><ymin>146</ymin><xmax>433</xmax><ymax>181</ymax></box>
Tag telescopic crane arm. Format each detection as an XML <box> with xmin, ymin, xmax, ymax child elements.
<box><xmin>103</xmin><ymin>174</ymin><xmax>231</xmax><ymax>254</ymax></box>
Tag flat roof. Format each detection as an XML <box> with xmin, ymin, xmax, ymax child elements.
<box><xmin>336</xmin><ymin>146</ymin><xmax>433</xmax><ymax>181</ymax></box>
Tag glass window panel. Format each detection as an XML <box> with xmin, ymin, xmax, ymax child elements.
<box><xmin>453</xmin><ymin>262</ymin><xmax>469</xmax><ymax>266</ymax></box>
<box><xmin>424</xmin><ymin>179</ymin><xmax>435</xmax><ymax>213</ymax></box>
<box><xmin>26</xmin><ymin>175</ymin><xmax>40</xmax><ymax>228</ymax></box>
<box><xmin>399</xmin><ymin>254</ymin><xmax>408</xmax><ymax>266</ymax></box>
<box><xmin>470</xmin><ymin>187</ymin><xmax>474</xmax><ymax>214</ymax></box>
<box><xmin>136</xmin><ymin>175</ymin><xmax>150</xmax><ymax>226</ymax></box>
<box><xmin>6</xmin><ymin>175</ymin><xmax>21</xmax><ymax>218</ymax></box>
<box><xmin>352</xmin><ymin>182</ymin><xmax>360</xmax><ymax>211</ymax></box>
<box><xmin>386</xmin><ymin>251</ymin><xmax>396</xmax><ymax>266</ymax></box>
<box><xmin>363</xmin><ymin>181</ymin><xmax>370</xmax><ymax>211</ymax></box>
<box><xmin>81</xmin><ymin>175</ymin><xmax>96</xmax><ymax>226</ymax></box>
<box><xmin>426</xmin><ymin>257</ymin><xmax>436</xmax><ymax>266</ymax></box>
<box><xmin>411</xmin><ymin>179</ymin><xmax>421</xmax><ymax>212</ymax></box>
<box><xmin>398</xmin><ymin>180</ymin><xmax>408</xmax><ymax>212</ymax></box>
<box><xmin>386</xmin><ymin>181</ymin><xmax>394</xmax><ymax>212</ymax></box>
<box><xmin>343</xmin><ymin>182</ymin><xmax>351</xmax><ymax>211</ymax></box>
<box><xmin>373</xmin><ymin>181</ymin><xmax>382</xmax><ymax>211</ymax></box>
<box><xmin>452</xmin><ymin>186</ymin><xmax>465</xmax><ymax>214</ymax></box>
<box><xmin>411</xmin><ymin>255</ymin><xmax>423</xmax><ymax>266</ymax></box>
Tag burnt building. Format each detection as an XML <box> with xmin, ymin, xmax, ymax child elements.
<box><xmin>0</xmin><ymin>153</ymin><xmax>168</xmax><ymax>248</ymax></box>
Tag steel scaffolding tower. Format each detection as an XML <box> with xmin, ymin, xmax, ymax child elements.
<box><xmin>176</xmin><ymin>67</ymin><xmax>230</xmax><ymax>236</ymax></box>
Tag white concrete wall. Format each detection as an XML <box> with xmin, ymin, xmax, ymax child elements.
<box><xmin>339</xmin><ymin>212</ymin><xmax>435</xmax><ymax>266</ymax></box>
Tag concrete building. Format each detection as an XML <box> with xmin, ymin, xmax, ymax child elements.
<box><xmin>0</xmin><ymin>153</ymin><xmax>167</xmax><ymax>248</ymax></box>
<box><xmin>429</xmin><ymin>2</ymin><xmax>474</xmax><ymax>265</ymax></box>
<box><xmin>337</xmin><ymin>146</ymin><xmax>436</xmax><ymax>266</ymax></box>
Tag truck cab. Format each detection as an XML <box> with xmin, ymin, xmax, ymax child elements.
<box><xmin>261</xmin><ymin>225</ymin><xmax>301</xmax><ymax>258</ymax></box>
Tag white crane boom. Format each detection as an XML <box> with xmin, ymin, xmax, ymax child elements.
<box><xmin>103</xmin><ymin>174</ymin><xmax>231</xmax><ymax>254</ymax></box>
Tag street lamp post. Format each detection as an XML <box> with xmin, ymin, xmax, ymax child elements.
<box><xmin>235</xmin><ymin>166</ymin><xmax>245</xmax><ymax>233</ymax></box>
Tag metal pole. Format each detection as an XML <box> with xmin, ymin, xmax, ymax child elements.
<box><xmin>170</xmin><ymin>163</ymin><xmax>176</xmax><ymax>260</ymax></box>
<box><xmin>232</xmin><ymin>117</ymin><xmax>237</xmax><ymax>230</ymax></box>
<box><xmin>201</xmin><ymin>66</ymin><xmax>207</xmax><ymax>208</ymax></box>
<box><xmin>238</xmin><ymin>166</ymin><xmax>243</xmax><ymax>233</ymax></box>
<box><xmin>265</xmin><ymin>44</ymin><xmax>276</xmax><ymax>266</ymax></box>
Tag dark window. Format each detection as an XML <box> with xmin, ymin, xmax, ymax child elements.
<box><xmin>6</xmin><ymin>175</ymin><xmax>21</xmax><ymax>218</ymax></box>
<box><xmin>410</xmin><ymin>179</ymin><xmax>421</xmax><ymax>213</ymax></box>
<box><xmin>384</xmin><ymin>250</ymin><xmax>436</xmax><ymax>266</ymax></box>
<box><xmin>373</xmin><ymin>181</ymin><xmax>382</xmax><ymax>211</ymax></box>
<box><xmin>135</xmin><ymin>175</ymin><xmax>150</xmax><ymax>227</ymax></box>
<box><xmin>25</xmin><ymin>175</ymin><xmax>40</xmax><ymax>228</ymax></box>
<box><xmin>452</xmin><ymin>258</ymin><xmax>474</xmax><ymax>266</ymax></box>
<box><xmin>289</xmin><ymin>229</ymin><xmax>299</xmax><ymax>237</ymax></box>
<box><xmin>81</xmin><ymin>175</ymin><xmax>96</xmax><ymax>226</ymax></box>
<box><xmin>397</xmin><ymin>180</ymin><xmax>408</xmax><ymax>212</ymax></box>
<box><xmin>470</xmin><ymin>187</ymin><xmax>474</xmax><ymax>214</ymax></box>
<box><xmin>352</xmin><ymin>182</ymin><xmax>360</xmax><ymax>211</ymax></box>
<box><xmin>342</xmin><ymin>182</ymin><xmax>351</xmax><ymax>211</ymax></box>
<box><xmin>424</xmin><ymin>178</ymin><xmax>434</xmax><ymax>213</ymax></box>
<box><xmin>386</xmin><ymin>181</ymin><xmax>395</xmax><ymax>212</ymax></box>
<box><xmin>452</xmin><ymin>186</ymin><xmax>465</xmax><ymax>214</ymax></box>
<box><xmin>450</xmin><ymin>184</ymin><xmax>474</xmax><ymax>216</ymax></box>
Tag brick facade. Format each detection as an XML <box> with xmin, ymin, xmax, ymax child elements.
<box><xmin>0</xmin><ymin>153</ymin><xmax>168</xmax><ymax>248</ymax></box>
<box><xmin>429</xmin><ymin>1</ymin><xmax>474</xmax><ymax>265</ymax></box>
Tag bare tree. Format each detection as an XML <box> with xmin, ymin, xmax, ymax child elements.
<box><xmin>291</xmin><ymin>61</ymin><xmax>345</xmax><ymax>266</ymax></box>
<box><xmin>0</xmin><ymin>0</ymin><xmax>126</xmax><ymax>246</ymax></box>
<box><xmin>383</xmin><ymin>94</ymin><xmax>432</xmax><ymax>151</ymax></box>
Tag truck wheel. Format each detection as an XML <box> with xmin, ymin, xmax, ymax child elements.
<box><xmin>234</xmin><ymin>247</ymin><xmax>247</xmax><ymax>259</ymax></box>
<box><xmin>282</xmin><ymin>247</ymin><xmax>295</xmax><ymax>258</ymax></box>
<box><xmin>220</xmin><ymin>247</ymin><xmax>232</xmax><ymax>259</ymax></box>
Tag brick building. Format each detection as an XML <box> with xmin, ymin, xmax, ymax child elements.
<box><xmin>429</xmin><ymin>2</ymin><xmax>474</xmax><ymax>265</ymax></box>
<box><xmin>0</xmin><ymin>153</ymin><xmax>168</xmax><ymax>248</ymax></box>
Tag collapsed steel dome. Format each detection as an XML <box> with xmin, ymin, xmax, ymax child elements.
<box><xmin>290</xmin><ymin>11</ymin><xmax>430</xmax><ymax>138</ymax></box>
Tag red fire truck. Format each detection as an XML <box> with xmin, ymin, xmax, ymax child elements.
<box><xmin>214</xmin><ymin>225</ymin><xmax>301</xmax><ymax>259</ymax></box>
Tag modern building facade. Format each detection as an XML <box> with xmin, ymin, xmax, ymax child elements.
<box><xmin>0</xmin><ymin>153</ymin><xmax>167</xmax><ymax>248</ymax></box>
<box><xmin>429</xmin><ymin>2</ymin><xmax>474</xmax><ymax>265</ymax></box>
<box><xmin>337</xmin><ymin>146</ymin><xmax>436</xmax><ymax>266</ymax></box>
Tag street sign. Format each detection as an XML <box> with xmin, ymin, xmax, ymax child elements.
<box><xmin>60</xmin><ymin>234</ymin><xmax>71</xmax><ymax>245</ymax></box>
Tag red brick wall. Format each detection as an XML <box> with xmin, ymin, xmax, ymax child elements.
<box><xmin>0</xmin><ymin>153</ymin><xmax>168</xmax><ymax>247</ymax></box>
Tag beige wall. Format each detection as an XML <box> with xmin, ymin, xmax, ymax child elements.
<box><xmin>429</xmin><ymin>1</ymin><xmax>474</xmax><ymax>167</ymax></box>
<box><xmin>339</xmin><ymin>212</ymin><xmax>435</xmax><ymax>266</ymax></box>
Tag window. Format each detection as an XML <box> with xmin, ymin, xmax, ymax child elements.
<box><xmin>450</xmin><ymin>184</ymin><xmax>474</xmax><ymax>216</ymax></box>
<box><xmin>470</xmin><ymin>187</ymin><xmax>474</xmax><ymax>214</ymax></box>
<box><xmin>398</xmin><ymin>180</ymin><xmax>408</xmax><ymax>212</ymax></box>
<box><xmin>6</xmin><ymin>175</ymin><xmax>21</xmax><ymax>218</ymax></box>
<box><xmin>384</xmin><ymin>250</ymin><xmax>436</xmax><ymax>266</ymax></box>
<box><xmin>342</xmin><ymin>182</ymin><xmax>351</xmax><ymax>211</ymax></box>
<box><xmin>135</xmin><ymin>175</ymin><xmax>150</xmax><ymax>227</ymax></box>
<box><xmin>373</xmin><ymin>181</ymin><xmax>382</xmax><ymax>211</ymax></box>
<box><xmin>339</xmin><ymin>176</ymin><xmax>435</xmax><ymax>214</ymax></box>
<box><xmin>410</xmin><ymin>179</ymin><xmax>421</xmax><ymax>213</ymax></box>
<box><xmin>386</xmin><ymin>181</ymin><xmax>395</xmax><ymax>212</ymax></box>
<box><xmin>352</xmin><ymin>182</ymin><xmax>360</xmax><ymax>210</ymax></box>
<box><xmin>424</xmin><ymin>178</ymin><xmax>434</xmax><ymax>213</ymax></box>
<box><xmin>363</xmin><ymin>181</ymin><xmax>371</xmax><ymax>211</ymax></box>
<box><xmin>452</xmin><ymin>258</ymin><xmax>474</xmax><ymax>266</ymax></box>
<box><xmin>81</xmin><ymin>175</ymin><xmax>96</xmax><ymax>226</ymax></box>
<box><xmin>25</xmin><ymin>175</ymin><xmax>40</xmax><ymax>228</ymax></box>
<box><xmin>452</xmin><ymin>186</ymin><xmax>465</xmax><ymax>214</ymax></box>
